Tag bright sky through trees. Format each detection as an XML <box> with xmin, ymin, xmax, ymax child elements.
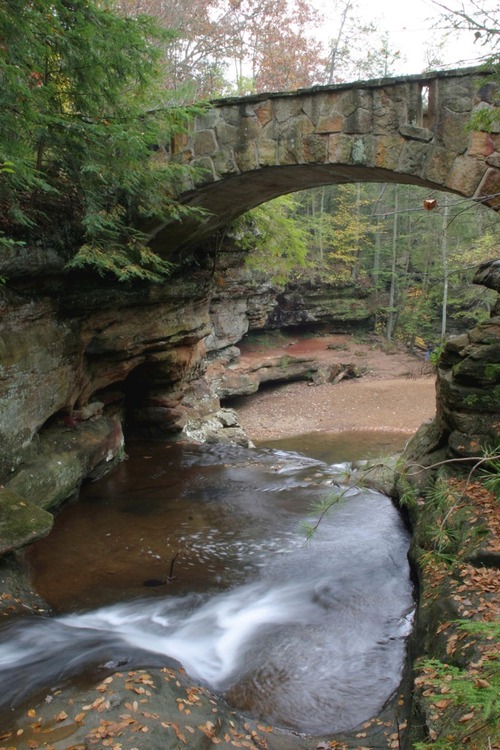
<box><xmin>314</xmin><ymin>0</ymin><xmax>495</xmax><ymax>77</ymax></box>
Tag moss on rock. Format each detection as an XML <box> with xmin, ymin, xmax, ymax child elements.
<box><xmin>0</xmin><ymin>488</ymin><xmax>53</xmax><ymax>555</ymax></box>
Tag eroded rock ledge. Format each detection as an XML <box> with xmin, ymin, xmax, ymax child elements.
<box><xmin>0</xmin><ymin>241</ymin><xmax>372</xmax><ymax>553</ymax></box>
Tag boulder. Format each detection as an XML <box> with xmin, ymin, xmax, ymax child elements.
<box><xmin>0</xmin><ymin>488</ymin><xmax>53</xmax><ymax>555</ymax></box>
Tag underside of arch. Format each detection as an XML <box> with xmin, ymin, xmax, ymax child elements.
<box><xmin>149</xmin><ymin>163</ymin><xmax>478</xmax><ymax>255</ymax></box>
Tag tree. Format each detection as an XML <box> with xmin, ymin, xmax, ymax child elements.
<box><xmin>299</xmin><ymin>185</ymin><xmax>372</xmax><ymax>284</ymax></box>
<box><xmin>229</xmin><ymin>195</ymin><xmax>310</xmax><ymax>284</ymax></box>
<box><xmin>118</xmin><ymin>0</ymin><xmax>326</xmax><ymax>97</ymax></box>
<box><xmin>0</xmin><ymin>0</ymin><xmax>203</xmax><ymax>281</ymax></box>
<box><xmin>324</xmin><ymin>1</ymin><xmax>402</xmax><ymax>84</ymax></box>
<box><xmin>432</xmin><ymin>1</ymin><xmax>500</xmax><ymax>131</ymax></box>
<box><xmin>432</xmin><ymin>0</ymin><xmax>499</xmax><ymax>56</ymax></box>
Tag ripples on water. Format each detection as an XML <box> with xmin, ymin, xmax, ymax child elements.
<box><xmin>1</xmin><ymin>435</ymin><xmax>415</xmax><ymax>734</ymax></box>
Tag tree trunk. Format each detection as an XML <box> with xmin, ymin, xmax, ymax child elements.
<box><xmin>387</xmin><ymin>184</ymin><xmax>399</xmax><ymax>341</ymax></box>
<box><xmin>440</xmin><ymin>195</ymin><xmax>450</xmax><ymax>339</ymax></box>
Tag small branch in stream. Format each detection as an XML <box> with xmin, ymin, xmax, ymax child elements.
<box><xmin>167</xmin><ymin>552</ymin><xmax>179</xmax><ymax>583</ymax></box>
<box><xmin>143</xmin><ymin>551</ymin><xmax>180</xmax><ymax>587</ymax></box>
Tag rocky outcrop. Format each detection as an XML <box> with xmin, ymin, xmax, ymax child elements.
<box><xmin>0</xmin><ymin>239</ymin><xmax>374</xmax><ymax>540</ymax></box>
<box><xmin>1</xmin><ymin>242</ymin><xmax>499</xmax><ymax>560</ymax></box>
<box><xmin>404</xmin><ymin>258</ymin><xmax>500</xmax><ymax>467</ymax></box>
<box><xmin>205</xmin><ymin>243</ymin><xmax>372</xmax><ymax>356</ymax></box>
<box><xmin>267</xmin><ymin>277</ymin><xmax>373</xmax><ymax>330</ymax></box>
<box><xmin>0</xmin><ymin>269</ymin><xmax>211</xmax><ymax>476</ymax></box>
<box><xmin>0</xmin><ymin>265</ymin><xmax>216</xmax><ymax>528</ymax></box>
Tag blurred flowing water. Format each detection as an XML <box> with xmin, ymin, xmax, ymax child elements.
<box><xmin>0</xmin><ymin>433</ymin><xmax>415</xmax><ymax>734</ymax></box>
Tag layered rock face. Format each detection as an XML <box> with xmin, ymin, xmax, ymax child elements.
<box><xmin>1</xmin><ymin>240</ymin><xmax>498</xmax><ymax>553</ymax></box>
<box><xmin>205</xmin><ymin>242</ymin><xmax>372</xmax><ymax>356</ymax></box>
<box><xmin>405</xmin><ymin>258</ymin><xmax>500</xmax><ymax>464</ymax></box>
<box><xmin>0</xmin><ymin>244</ymin><xmax>372</xmax><ymax>552</ymax></box>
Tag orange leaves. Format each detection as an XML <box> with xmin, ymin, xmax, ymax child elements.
<box><xmin>446</xmin><ymin>632</ymin><xmax>459</xmax><ymax>656</ymax></box>
<box><xmin>458</xmin><ymin>711</ymin><xmax>475</xmax><ymax>723</ymax></box>
<box><xmin>82</xmin><ymin>695</ymin><xmax>109</xmax><ymax>712</ymax></box>
<box><xmin>474</xmin><ymin>677</ymin><xmax>491</xmax><ymax>689</ymax></box>
<box><xmin>160</xmin><ymin>721</ymin><xmax>187</xmax><ymax>744</ymax></box>
<box><xmin>433</xmin><ymin>699</ymin><xmax>451</xmax><ymax>709</ymax></box>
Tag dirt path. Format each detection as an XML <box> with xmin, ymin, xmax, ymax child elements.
<box><xmin>231</xmin><ymin>333</ymin><xmax>437</xmax><ymax>442</ymax></box>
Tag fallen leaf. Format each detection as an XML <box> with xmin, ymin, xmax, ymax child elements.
<box><xmin>434</xmin><ymin>699</ymin><xmax>451</xmax><ymax>709</ymax></box>
<box><xmin>458</xmin><ymin>712</ymin><xmax>474</xmax><ymax>723</ymax></box>
<box><xmin>474</xmin><ymin>678</ymin><xmax>491</xmax><ymax>688</ymax></box>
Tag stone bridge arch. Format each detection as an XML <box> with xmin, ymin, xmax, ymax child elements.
<box><xmin>150</xmin><ymin>68</ymin><xmax>500</xmax><ymax>253</ymax></box>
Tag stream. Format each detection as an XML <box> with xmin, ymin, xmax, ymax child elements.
<box><xmin>0</xmin><ymin>431</ymin><xmax>415</xmax><ymax>735</ymax></box>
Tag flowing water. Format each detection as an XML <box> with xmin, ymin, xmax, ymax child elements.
<box><xmin>0</xmin><ymin>432</ymin><xmax>415</xmax><ymax>735</ymax></box>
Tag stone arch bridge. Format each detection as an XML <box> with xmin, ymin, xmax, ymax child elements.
<box><xmin>150</xmin><ymin>67</ymin><xmax>500</xmax><ymax>252</ymax></box>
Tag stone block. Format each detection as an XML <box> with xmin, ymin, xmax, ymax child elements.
<box><xmin>302</xmin><ymin>134</ymin><xmax>328</xmax><ymax>163</ymax></box>
<box><xmin>237</xmin><ymin>115</ymin><xmax>261</xmax><ymax>141</ymax></box>
<box><xmin>213</xmin><ymin>150</ymin><xmax>239</xmax><ymax>176</ymax></box>
<box><xmin>220</xmin><ymin>106</ymin><xmax>243</xmax><ymax>128</ymax></box>
<box><xmin>195</xmin><ymin>110</ymin><xmax>220</xmax><ymax>129</ymax></box>
<box><xmin>337</xmin><ymin>88</ymin><xmax>372</xmax><ymax>118</ymax></box>
<box><xmin>436</xmin><ymin>108</ymin><xmax>469</xmax><ymax>152</ymax></box>
<box><xmin>254</xmin><ymin>100</ymin><xmax>273</xmax><ymax>127</ymax></box>
<box><xmin>299</xmin><ymin>95</ymin><xmax>322</xmax><ymax>126</ymax></box>
<box><xmin>399</xmin><ymin>124</ymin><xmax>434</xmax><ymax>142</ymax></box>
<box><xmin>486</xmin><ymin>152</ymin><xmax>500</xmax><ymax>168</ymax></box>
<box><xmin>234</xmin><ymin>143</ymin><xmax>258</xmax><ymax>171</ymax></box>
<box><xmin>447</xmin><ymin>155</ymin><xmax>487</xmax><ymax>196</ymax></box>
<box><xmin>472</xmin><ymin>102</ymin><xmax>500</xmax><ymax>134</ymax></box>
<box><xmin>193</xmin><ymin>129</ymin><xmax>218</xmax><ymax>156</ymax></box>
<box><xmin>374</xmin><ymin>135</ymin><xmax>404</xmax><ymax>170</ymax></box>
<box><xmin>344</xmin><ymin>107</ymin><xmax>372</xmax><ymax>134</ymax></box>
<box><xmin>439</xmin><ymin>77</ymin><xmax>475</xmax><ymax>113</ymax></box>
<box><xmin>215</xmin><ymin>121</ymin><xmax>238</xmax><ymax>146</ymax></box>
<box><xmin>276</xmin><ymin>142</ymin><xmax>300</xmax><ymax>165</ymax></box>
<box><xmin>272</xmin><ymin>97</ymin><xmax>303</xmax><ymax>123</ymax></box>
<box><xmin>328</xmin><ymin>133</ymin><xmax>352</xmax><ymax>163</ymax></box>
<box><xmin>372</xmin><ymin>89</ymin><xmax>403</xmax><ymax>133</ymax></box>
<box><xmin>467</xmin><ymin>130</ymin><xmax>496</xmax><ymax>158</ymax></box>
<box><xmin>315</xmin><ymin>113</ymin><xmax>344</xmax><ymax>134</ymax></box>
<box><xmin>257</xmin><ymin>139</ymin><xmax>278</xmax><ymax>166</ymax></box>
<box><xmin>475</xmin><ymin>167</ymin><xmax>500</xmax><ymax>209</ymax></box>
<box><xmin>397</xmin><ymin>140</ymin><xmax>432</xmax><ymax>177</ymax></box>
<box><xmin>351</xmin><ymin>135</ymin><xmax>375</xmax><ymax>166</ymax></box>
<box><xmin>424</xmin><ymin>146</ymin><xmax>456</xmax><ymax>184</ymax></box>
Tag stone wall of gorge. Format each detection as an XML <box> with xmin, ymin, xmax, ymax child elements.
<box><xmin>404</xmin><ymin>258</ymin><xmax>500</xmax><ymax>468</ymax></box>
<box><xmin>0</xmin><ymin>244</ymin><xmax>373</xmax><ymax>554</ymax></box>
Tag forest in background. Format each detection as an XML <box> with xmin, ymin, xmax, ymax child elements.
<box><xmin>0</xmin><ymin>0</ymin><xmax>499</xmax><ymax>344</ymax></box>
<box><xmin>231</xmin><ymin>182</ymin><xmax>499</xmax><ymax>349</ymax></box>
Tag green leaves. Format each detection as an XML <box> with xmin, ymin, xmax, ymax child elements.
<box><xmin>229</xmin><ymin>194</ymin><xmax>310</xmax><ymax>285</ymax></box>
<box><xmin>0</xmin><ymin>0</ymin><xmax>203</xmax><ymax>281</ymax></box>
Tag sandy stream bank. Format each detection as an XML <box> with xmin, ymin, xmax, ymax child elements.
<box><xmin>229</xmin><ymin>333</ymin><xmax>436</xmax><ymax>442</ymax></box>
